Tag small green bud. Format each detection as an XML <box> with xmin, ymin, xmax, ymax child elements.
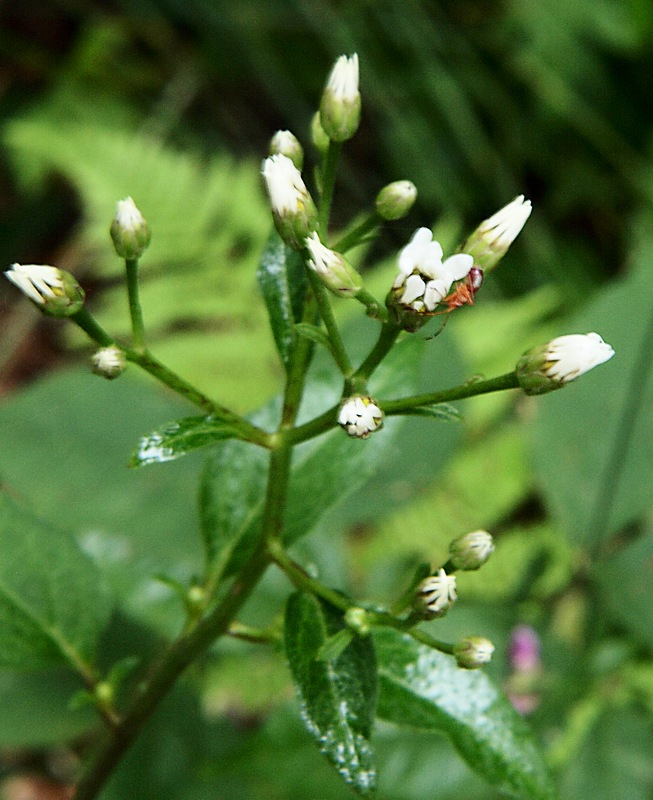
<box><xmin>375</xmin><ymin>180</ymin><xmax>417</xmax><ymax>220</ymax></box>
<box><xmin>337</xmin><ymin>395</ymin><xmax>384</xmax><ymax>439</ymax></box>
<box><xmin>92</xmin><ymin>346</ymin><xmax>126</xmax><ymax>380</ymax></box>
<box><xmin>462</xmin><ymin>195</ymin><xmax>531</xmax><ymax>272</ymax></box>
<box><xmin>262</xmin><ymin>154</ymin><xmax>318</xmax><ymax>250</ymax></box>
<box><xmin>516</xmin><ymin>333</ymin><xmax>615</xmax><ymax>395</ymax></box>
<box><xmin>449</xmin><ymin>530</ymin><xmax>494</xmax><ymax>571</ymax></box>
<box><xmin>110</xmin><ymin>197</ymin><xmax>151</xmax><ymax>260</ymax></box>
<box><xmin>345</xmin><ymin>606</ymin><xmax>371</xmax><ymax>636</ymax></box>
<box><xmin>310</xmin><ymin>111</ymin><xmax>330</xmax><ymax>155</ymax></box>
<box><xmin>319</xmin><ymin>54</ymin><xmax>361</xmax><ymax>142</ymax></box>
<box><xmin>269</xmin><ymin>129</ymin><xmax>304</xmax><ymax>170</ymax></box>
<box><xmin>304</xmin><ymin>232</ymin><xmax>363</xmax><ymax>298</ymax></box>
<box><xmin>453</xmin><ymin>636</ymin><xmax>495</xmax><ymax>669</ymax></box>
<box><xmin>4</xmin><ymin>263</ymin><xmax>85</xmax><ymax>317</ymax></box>
<box><xmin>415</xmin><ymin>568</ymin><xmax>457</xmax><ymax>619</ymax></box>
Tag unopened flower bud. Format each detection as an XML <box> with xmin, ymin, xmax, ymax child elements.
<box><xmin>319</xmin><ymin>53</ymin><xmax>361</xmax><ymax>142</ymax></box>
<box><xmin>269</xmin><ymin>129</ymin><xmax>304</xmax><ymax>170</ymax></box>
<box><xmin>262</xmin><ymin>154</ymin><xmax>318</xmax><ymax>250</ymax></box>
<box><xmin>4</xmin><ymin>263</ymin><xmax>85</xmax><ymax>317</ymax></box>
<box><xmin>305</xmin><ymin>232</ymin><xmax>363</xmax><ymax>298</ymax></box>
<box><xmin>92</xmin><ymin>346</ymin><xmax>126</xmax><ymax>379</ymax></box>
<box><xmin>345</xmin><ymin>606</ymin><xmax>371</xmax><ymax>636</ymax></box>
<box><xmin>110</xmin><ymin>197</ymin><xmax>151</xmax><ymax>260</ymax></box>
<box><xmin>449</xmin><ymin>530</ymin><xmax>494</xmax><ymax>571</ymax></box>
<box><xmin>463</xmin><ymin>195</ymin><xmax>531</xmax><ymax>272</ymax></box>
<box><xmin>310</xmin><ymin>111</ymin><xmax>330</xmax><ymax>155</ymax></box>
<box><xmin>516</xmin><ymin>333</ymin><xmax>615</xmax><ymax>395</ymax></box>
<box><xmin>338</xmin><ymin>395</ymin><xmax>383</xmax><ymax>439</ymax></box>
<box><xmin>454</xmin><ymin>636</ymin><xmax>495</xmax><ymax>669</ymax></box>
<box><xmin>416</xmin><ymin>568</ymin><xmax>457</xmax><ymax>618</ymax></box>
<box><xmin>375</xmin><ymin>180</ymin><xmax>417</xmax><ymax>220</ymax></box>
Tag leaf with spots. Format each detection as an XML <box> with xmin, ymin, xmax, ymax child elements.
<box><xmin>284</xmin><ymin>592</ymin><xmax>378</xmax><ymax>795</ymax></box>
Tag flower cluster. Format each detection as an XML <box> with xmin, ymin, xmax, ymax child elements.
<box><xmin>416</xmin><ymin>568</ymin><xmax>458</xmax><ymax>618</ymax></box>
<box><xmin>338</xmin><ymin>395</ymin><xmax>384</xmax><ymax>439</ymax></box>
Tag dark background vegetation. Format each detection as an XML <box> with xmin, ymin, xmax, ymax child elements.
<box><xmin>1</xmin><ymin>1</ymin><xmax>653</xmax><ymax>799</ymax></box>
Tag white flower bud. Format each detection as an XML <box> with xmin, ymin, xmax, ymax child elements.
<box><xmin>319</xmin><ymin>54</ymin><xmax>361</xmax><ymax>142</ymax></box>
<box><xmin>262</xmin><ymin>154</ymin><xmax>318</xmax><ymax>250</ymax></box>
<box><xmin>463</xmin><ymin>195</ymin><xmax>532</xmax><ymax>272</ymax></box>
<box><xmin>449</xmin><ymin>530</ymin><xmax>494</xmax><ymax>571</ymax></box>
<box><xmin>416</xmin><ymin>568</ymin><xmax>457</xmax><ymax>618</ymax></box>
<box><xmin>92</xmin><ymin>346</ymin><xmax>126</xmax><ymax>379</ymax></box>
<box><xmin>4</xmin><ymin>263</ymin><xmax>85</xmax><ymax>317</ymax></box>
<box><xmin>305</xmin><ymin>232</ymin><xmax>363</xmax><ymax>298</ymax></box>
<box><xmin>269</xmin><ymin>129</ymin><xmax>304</xmax><ymax>170</ymax></box>
<box><xmin>516</xmin><ymin>333</ymin><xmax>615</xmax><ymax>395</ymax></box>
<box><xmin>454</xmin><ymin>636</ymin><xmax>495</xmax><ymax>669</ymax></box>
<box><xmin>375</xmin><ymin>180</ymin><xmax>417</xmax><ymax>220</ymax></box>
<box><xmin>110</xmin><ymin>197</ymin><xmax>151</xmax><ymax>260</ymax></box>
<box><xmin>338</xmin><ymin>395</ymin><xmax>383</xmax><ymax>439</ymax></box>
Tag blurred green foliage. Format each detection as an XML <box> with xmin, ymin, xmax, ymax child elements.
<box><xmin>1</xmin><ymin>1</ymin><xmax>653</xmax><ymax>798</ymax></box>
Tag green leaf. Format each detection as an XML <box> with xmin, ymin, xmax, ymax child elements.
<box><xmin>284</xmin><ymin>592</ymin><xmax>377</xmax><ymax>795</ymax></box>
<box><xmin>374</xmin><ymin>628</ymin><xmax>558</xmax><ymax>800</ymax></box>
<box><xmin>594</xmin><ymin>523</ymin><xmax>653</xmax><ymax>649</ymax></box>
<box><xmin>0</xmin><ymin>494</ymin><xmax>111</xmax><ymax>670</ymax></box>
<box><xmin>200</xmin><ymin>336</ymin><xmax>425</xmax><ymax>575</ymax></box>
<box><xmin>257</xmin><ymin>231</ymin><xmax>307</xmax><ymax>371</ymax></box>
<box><xmin>397</xmin><ymin>402</ymin><xmax>462</xmax><ymax>422</ymax></box>
<box><xmin>531</xmin><ymin>256</ymin><xmax>653</xmax><ymax>547</ymax></box>
<box><xmin>130</xmin><ymin>415</ymin><xmax>242</xmax><ymax>467</ymax></box>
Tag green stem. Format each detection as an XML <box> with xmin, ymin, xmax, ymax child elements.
<box><xmin>348</xmin><ymin>320</ymin><xmax>402</xmax><ymax>390</ymax></box>
<box><xmin>332</xmin><ymin>213</ymin><xmax>380</xmax><ymax>253</ymax></box>
<box><xmin>318</xmin><ymin>140</ymin><xmax>342</xmax><ymax>232</ymax></box>
<box><xmin>382</xmin><ymin>372</ymin><xmax>521</xmax><ymax>414</ymax></box>
<box><xmin>125</xmin><ymin>258</ymin><xmax>146</xmax><ymax>351</ymax></box>
<box><xmin>71</xmin><ymin>309</ymin><xmax>269</xmax><ymax>446</ymax></box>
<box><xmin>73</xmin><ymin>546</ymin><xmax>270</xmax><ymax>800</ymax></box>
<box><xmin>305</xmin><ymin>269</ymin><xmax>353</xmax><ymax>377</ymax></box>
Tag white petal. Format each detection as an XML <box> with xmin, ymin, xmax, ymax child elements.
<box><xmin>442</xmin><ymin>253</ymin><xmax>474</xmax><ymax>282</ymax></box>
<box><xmin>423</xmin><ymin>278</ymin><xmax>448</xmax><ymax>310</ymax></box>
<box><xmin>400</xmin><ymin>273</ymin><xmax>426</xmax><ymax>305</ymax></box>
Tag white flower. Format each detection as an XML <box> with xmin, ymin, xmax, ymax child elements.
<box><xmin>516</xmin><ymin>332</ymin><xmax>615</xmax><ymax>395</ymax></box>
<box><xmin>543</xmin><ymin>333</ymin><xmax>615</xmax><ymax>382</ymax></box>
<box><xmin>393</xmin><ymin>228</ymin><xmax>474</xmax><ymax>312</ymax></box>
<box><xmin>418</xmin><ymin>568</ymin><xmax>457</xmax><ymax>616</ymax></box>
<box><xmin>92</xmin><ymin>346</ymin><xmax>126</xmax><ymax>379</ymax></box>
<box><xmin>320</xmin><ymin>54</ymin><xmax>361</xmax><ymax>142</ymax></box>
<box><xmin>4</xmin><ymin>263</ymin><xmax>65</xmax><ymax>305</ymax></box>
<box><xmin>4</xmin><ymin>263</ymin><xmax>85</xmax><ymax>316</ymax></box>
<box><xmin>262</xmin><ymin>154</ymin><xmax>309</xmax><ymax>216</ymax></box>
<box><xmin>338</xmin><ymin>395</ymin><xmax>383</xmax><ymax>438</ymax></box>
<box><xmin>464</xmin><ymin>195</ymin><xmax>532</xmax><ymax>271</ymax></box>
<box><xmin>449</xmin><ymin>530</ymin><xmax>495</xmax><ymax>571</ymax></box>
<box><xmin>325</xmin><ymin>53</ymin><xmax>359</xmax><ymax>102</ymax></box>
<box><xmin>262</xmin><ymin>155</ymin><xmax>317</xmax><ymax>249</ymax></box>
<box><xmin>110</xmin><ymin>197</ymin><xmax>151</xmax><ymax>259</ymax></box>
<box><xmin>305</xmin><ymin>232</ymin><xmax>363</xmax><ymax>297</ymax></box>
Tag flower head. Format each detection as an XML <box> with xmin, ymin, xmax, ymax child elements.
<box><xmin>416</xmin><ymin>568</ymin><xmax>457</xmax><ymax>618</ymax></box>
<box><xmin>375</xmin><ymin>180</ymin><xmax>417</xmax><ymax>221</ymax></box>
<box><xmin>338</xmin><ymin>395</ymin><xmax>383</xmax><ymax>438</ymax></box>
<box><xmin>269</xmin><ymin>129</ymin><xmax>304</xmax><ymax>170</ymax></box>
<box><xmin>92</xmin><ymin>346</ymin><xmax>126</xmax><ymax>379</ymax></box>
<box><xmin>449</xmin><ymin>530</ymin><xmax>495</xmax><ymax>571</ymax></box>
<box><xmin>305</xmin><ymin>232</ymin><xmax>363</xmax><ymax>298</ymax></box>
<box><xmin>110</xmin><ymin>197</ymin><xmax>151</xmax><ymax>260</ymax></box>
<box><xmin>454</xmin><ymin>636</ymin><xmax>495</xmax><ymax>669</ymax></box>
<box><xmin>391</xmin><ymin>228</ymin><xmax>474</xmax><ymax>316</ymax></box>
<box><xmin>4</xmin><ymin>263</ymin><xmax>85</xmax><ymax>317</ymax></box>
<box><xmin>516</xmin><ymin>333</ymin><xmax>615</xmax><ymax>395</ymax></box>
<box><xmin>463</xmin><ymin>195</ymin><xmax>532</xmax><ymax>272</ymax></box>
<box><xmin>262</xmin><ymin>154</ymin><xmax>317</xmax><ymax>250</ymax></box>
<box><xmin>319</xmin><ymin>54</ymin><xmax>361</xmax><ymax>142</ymax></box>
